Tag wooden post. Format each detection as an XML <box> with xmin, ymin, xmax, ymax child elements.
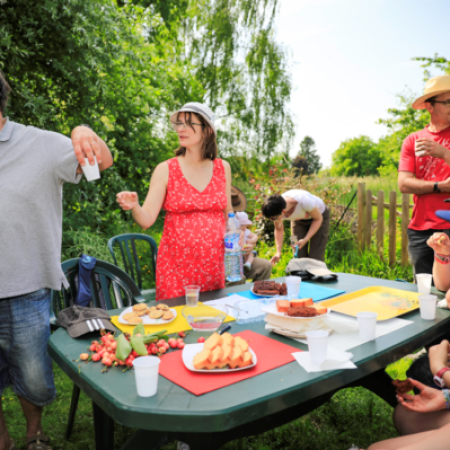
<box><xmin>401</xmin><ymin>193</ymin><xmax>410</xmax><ymax>266</ymax></box>
<box><xmin>377</xmin><ymin>190</ymin><xmax>384</xmax><ymax>258</ymax></box>
<box><xmin>357</xmin><ymin>183</ymin><xmax>365</xmax><ymax>251</ymax></box>
<box><xmin>389</xmin><ymin>191</ymin><xmax>397</xmax><ymax>266</ymax></box>
<box><xmin>365</xmin><ymin>189</ymin><xmax>372</xmax><ymax>249</ymax></box>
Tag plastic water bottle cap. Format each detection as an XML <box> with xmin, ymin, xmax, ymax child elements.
<box><xmin>228</xmin><ymin>212</ymin><xmax>235</xmax><ymax>217</ymax></box>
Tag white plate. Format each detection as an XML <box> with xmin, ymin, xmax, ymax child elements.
<box><xmin>118</xmin><ymin>306</ymin><xmax>177</xmax><ymax>325</ymax></box>
<box><xmin>260</xmin><ymin>302</ymin><xmax>330</xmax><ymax>320</ymax></box>
<box><xmin>182</xmin><ymin>343</ymin><xmax>257</xmax><ymax>373</ymax></box>
<box><xmin>251</xmin><ymin>287</ymin><xmax>280</xmax><ymax>298</ymax></box>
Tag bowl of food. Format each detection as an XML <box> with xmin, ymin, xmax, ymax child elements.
<box><xmin>182</xmin><ymin>305</ymin><xmax>228</xmax><ymax>332</ymax></box>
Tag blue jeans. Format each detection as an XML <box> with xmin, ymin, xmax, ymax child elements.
<box><xmin>0</xmin><ymin>288</ymin><xmax>56</xmax><ymax>406</ymax></box>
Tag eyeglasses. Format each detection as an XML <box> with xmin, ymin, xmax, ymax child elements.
<box><xmin>432</xmin><ymin>100</ymin><xmax>450</xmax><ymax>107</ymax></box>
<box><xmin>170</xmin><ymin>121</ymin><xmax>204</xmax><ymax>131</ymax></box>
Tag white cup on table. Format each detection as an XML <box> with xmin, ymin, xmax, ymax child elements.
<box><xmin>285</xmin><ymin>276</ymin><xmax>301</xmax><ymax>300</ymax></box>
<box><xmin>419</xmin><ymin>294</ymin><xmax>437</xmax><ymax>320</ymax></box>
<box><xmin>357</xmin><ymin>312</ymin><xmax>378</xmax><ymax>341</ymax></box>
<box><xmin>81</xmin><ymin>156</ymin><xmax>101</xmax><ymax>181</ymax></box>
<box><xmin>133</xmin><ymin>356</ymin><xmax>161</xmax><ymax>397</ymax></box>
<box><xmin>416</xmin><ymin>273</ymin><xmax>432</xmax><ymax>294</ymax></box>
<box><xmin>305</xmin><ymin>330</ymin><xmax>328</xmax><ymax>364</ymax></box>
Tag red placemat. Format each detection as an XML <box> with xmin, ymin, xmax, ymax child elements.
<box><xmin>159</xmin><ymin>330</ymin><xmax>301</xmax><ymax>396</ymax></box>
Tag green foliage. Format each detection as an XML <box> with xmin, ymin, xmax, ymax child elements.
<box><xmin>293</xmin><ymin>136</ymin><xmax>322</xmax><ymax>175</ymax></box>
<box><xmin>330</xmin><ymin>136</ymin><xmax>383</xmax><ymax>177</ymax></box>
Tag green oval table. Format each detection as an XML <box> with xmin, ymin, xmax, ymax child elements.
<box><xmin>48</xmin><ymin>274</ymin><xmax>449</xmax><ymax>450</ymax></box>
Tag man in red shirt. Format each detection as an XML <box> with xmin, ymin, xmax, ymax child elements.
<box><xmin>399</xmin><ymin>75</ymin><xmax>450</xmax><ymax>276</ymax></box>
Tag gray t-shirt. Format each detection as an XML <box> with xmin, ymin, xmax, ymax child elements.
<box><xmin>0</xmin><ymin>118</ymin><xmax>81</xmax><ymax>298</ymax></box>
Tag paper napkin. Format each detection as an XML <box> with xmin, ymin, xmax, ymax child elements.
<box><xmin>292</xmin><ymin>347</ymin><xmax>357</xmax><ymax>372</ymax></box>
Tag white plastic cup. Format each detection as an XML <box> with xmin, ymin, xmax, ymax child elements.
<box><xmin>185</xmin><ymin>285</ymin><xmax>200</xmax><ymax>306</ymax></box>
<box><xmin>290</xmin><ymin>236</ymin><xmax>298</xmax><ymax>246</ymax></box>
<box><xmin>357</xmin><ymin>312</ymin><xmax>378</xmax><ymax>341</ymax></box>
<box><xmin>81</xmin><ymin>157</ymin><xmax>101</xmax><ymax>181</ymax></box>
<box><xmin>132</xmin><ymin>356</ymin><xmax>161</xmax><ymax>397</ymax></box>
<box><xmin>415</xmin><ymin>140</ymin><xmax>426</xmax><ymax>157</ymax></box>
<box><xmin>419</xmin><ymin>294</ymin><xmax>437</xmax><ymax>320</ymax></box>
<box><xmin>285</xmin><ymin>276</ymin><xmax>301</xmax><ymax>300</ymax></box>
<box><xmin>306</xmin><ymin>330</ymin><xmax>328</xmax><ymax>364</ymax></box>
<box><xmin>416</xmin><ymin>273</ymin><xmax>432</xmax><ymax>294</ymax></box>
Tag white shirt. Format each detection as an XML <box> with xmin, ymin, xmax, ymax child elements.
<box><xmin>281</xmin><ymin>189</ymin><xmax>325</xmax><ymax>221</ymax></box>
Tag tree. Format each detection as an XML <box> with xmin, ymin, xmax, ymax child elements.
<box><xmin>330</xmin><ymin>136</ymin><xmax>382</xmax><ymax>176</ymax></box>
<box><xmin>293</xmin><ymin>136</ymin><xmax>321</xmax><ymax>174</ymax></box>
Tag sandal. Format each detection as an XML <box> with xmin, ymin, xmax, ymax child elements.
<box><xmin>26</xmin><ymin>432</ymin><xmax>51</xmax><ymax>450</ymax></box>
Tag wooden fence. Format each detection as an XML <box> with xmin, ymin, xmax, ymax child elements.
<box><xmin>356</xmin><ymin>183</ymin><xmax>412</xmax><ymax>267</ymax></box>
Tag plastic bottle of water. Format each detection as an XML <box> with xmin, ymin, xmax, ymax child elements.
<box><xmin>224</xmin><ymin>213</ymin><xmax>243</xmax><ymax>282</ymax></box>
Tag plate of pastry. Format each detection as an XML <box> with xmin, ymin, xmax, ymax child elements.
<box><xmin>118</xmin><ymin>303</ymin><xmax>177</xmax><ymax>325</ymax></box>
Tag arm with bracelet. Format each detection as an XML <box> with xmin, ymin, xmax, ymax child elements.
<box><xmin>427</xmin><ymin>232</ymin><xmax>450</xmax><ymax>293</ymax></box>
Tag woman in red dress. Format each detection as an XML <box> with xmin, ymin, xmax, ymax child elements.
<box><xmin>116</xmin><ymin>103</ymin><xmax>233</xmax><ymax>300</ymax></box>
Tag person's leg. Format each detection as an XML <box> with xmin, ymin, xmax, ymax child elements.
<box><xmin>0</xmin><ymin>398</ymin><xmax>12</xmax><ymax>450</ymax></box>
<box><xmin>367</xmin><ymin>429</ymin><xmax>435</xmax><ymax>450</ymax></box>
<box><xmin>247</xmin><ymin>257</ymin><xmax>272</xmax><ymax>281</ymax></box>
<box><xmin>292</xmin><ymin>220</ymin><xmax>311</xmax><ymax>258</ymax></box>
<box><xmin>407</xmin><ymin>229</ymin><xmax>436</xmax><ymax>276</ymax></box>
<box><xmin>308</xmin><ymin>207</ymin><xmax>330</xmax><ymax>262</ymax></box>
<box><xmin>393</xmin><ymin>403</ymin><xmax>450</xmax><ymax>436</ymax></box>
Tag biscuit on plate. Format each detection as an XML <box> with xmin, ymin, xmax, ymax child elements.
<box><xmin>133</xmin><ymin>303</ymin><xmax>148</xmax><ymax>311</ymax></box>
<box><xmin>162</xmin><ymin>310</ymin><xmax>174</xmax><ymax>320</ymax></box>
<box><xmin>126</xmin><ymin>316</ymin><xmax>143</xmax><ymax>324</ymax></box>
<box><xmin>136</xmin><ymin>308</ymin><xmax>149</xmax><ymax>317</ymax></box>
<box><xmin>149</xmin><ymin>309</ymin><xmax>164</xmax><ymax>319</ymax></box>
<box><xmin>156</xmin><ymin>303</ymin><xmax>169</xmax><ymax>311</ymax></box>
<box><xmin>123</xmin><ymin>312</ymin><xmax>138</xmax><ymax>321</ymax></box>
<box><xmin>148</xmin><ymin>306</ymin><xmax>157</xmax><ymax>311</ymax></box>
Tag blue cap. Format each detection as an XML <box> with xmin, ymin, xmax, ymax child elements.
<box><xmin>436</xmin><ymin>210</ymin><xmax>450</xmax><ymax>222</ymax></box>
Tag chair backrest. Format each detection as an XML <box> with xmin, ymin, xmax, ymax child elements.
<box><xmin>107</xmin><ymin>233</ymin><xmax>158</xmax><ymax>291</ymax></box>
<box><xmin>50</xmin><ymin>258</ymin><xmax>145</xmax><ymax>327</ymax></box>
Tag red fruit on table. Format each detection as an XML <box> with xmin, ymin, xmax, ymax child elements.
<box><xmin>105</xmin><ymin>346</ymin><xmax>113</xmax><ymax>353</ymax></box>
<box><xmin>131</xmin><ymin>350</ymin><xmax>139</xmax><ymax>358</ymax></box>
<box><xmin>177</xmin><ymin>338</ymin><xmax>184</xmax><ymax>344</ymax></box>
<box><xmin>110</xmin><ymin>341</ymin><xmax>117</xmax><ymax>350</ymax></box>
<box><xmin>168</xmin><ymin>338</ymin><xmax>176</xmax><ymax>346</ymax></box>
<box><xmin>177</xmin><ymin>341</ymin><xmax>185</xmax><ymax>350</ymax></box>
<box><xmin>151</xmin><ymin>347</ymin><xmax>159</xmax><ymax>355</ymax></box>
<box><xmin>102</xmin><ymin>357</ymin><xmax>112</xmax><ymax>367</ymax></box>
<box><xmin>178</xmin><ymin>331</ymin><xmax>186</xmax><ymax>338</ymax></box>
<box><xmin>107</xmin><ymin>334</ymin><xmax>115</xmax><ymax>341</ymax></box>
<box><xmin>101</xmin><ymin>336</ymin><xmax>109</xmax><ymax>344</ymax></box>
<box><xmin>97</xmin><ymin>349</ymin><xmax>105</xmax><ymax>358</ymax></box>
<box><xmin>157</xmin><ymin>339</ymin><xmax>166</xmax><ymax>347</ymax></box>
<box><xmin>197</xmin><ymin>337</ymin><xmax>205</xmax><ymax>343</ymax></box>
<box><xmin>159</xmin><ymin>347</ymin><xmax>167</xmax><ymax>354</ymax></box>
<box><xmin>164</xmin><ymin>343</ymin><xmax>170</xmax><ymax>350</ymax></box>
<box><xmin>169</xmin><ymin>341</ymin><xmax>178</xmax><ymax>349</ymax></box>
<box><xmin>91</xmin><ymin>354</ymin><xmax>101</xmax><ymax>362</ymax></box>
<box><xmin>80</xmin><ymin>353</ymin><xmax>89</xmax><ymax>361</ymax></box>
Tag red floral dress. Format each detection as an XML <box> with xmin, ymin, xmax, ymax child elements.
<box><xmin>156</xmin><ymin>158</ymin><xmax>227</xmax><ymax>301</ymax></box>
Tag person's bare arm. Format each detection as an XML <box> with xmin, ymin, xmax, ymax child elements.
<box><xmin>398</xmin><ymin>171</ymin><xmax>450</xmax><ymax>194</ymax></box>
<box><xmin>271</xmin><ymin>220</ymin><xmax>284</xmax><ymax>265</ymax></box>
<box><xmin>294</xmin><ymin>207</ymin><xmax>323</xmax><ymax>249</ymax></box>
<box><xmin>427</xmin><ymin>233</ymin><xmax>450</xmax><ymax>292</ymax></box>
<box><xmin>116</xmin><ymin>162</ymin><xmax>168</xmax><ymax>229</ymax></box>
<box><xmin>71</xmin><ymin>126</ymin><xmax>113</xmax><ymax>172</ymax></box>
<box><xmin>222</xmin><ymin>160</ymin><xmax>233</xmax><ymax>222</ymax></box>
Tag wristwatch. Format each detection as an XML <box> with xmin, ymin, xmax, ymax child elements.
<box><xmin>434</xmin><ymin>182</ymin><xmax>441</xmax><ymax>193</ymax></box>
<box><xmin>433</xmin><ymin>367</ymin><xmax>450</xmax><ymax>388</ymax></box>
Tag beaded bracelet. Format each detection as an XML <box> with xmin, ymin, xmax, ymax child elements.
<box><xmin>443</xmin><ymin>389</ymin><xmax>450</xmax><ymax>410</ymax></box>
<box><xmin>435</xmin><ymin>253</ymin><xmax>450</xmax><ymax>265</ymax></box>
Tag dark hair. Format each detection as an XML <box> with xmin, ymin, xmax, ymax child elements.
<box><xmin>262</xmin><ymin>194</ymin><xmax>286</xmax><ymax>218</ymax></box>
<box><xmin>425</xmin><ymin>95</ymin><xmax>437</xmax><ymax>106</ymax></box>
<box><xmin>174</xmin><ymin>111</ymin><xmax>218</xmax><ymax>160</ymax></box>
<box><xmin>0</xmin><ymin>71</ymin><xmax>11</xmax><ymax>116</ymax></box>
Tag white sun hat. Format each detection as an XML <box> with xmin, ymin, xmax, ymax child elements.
<box><xmin>170</xmin><ymin>102</ymin><xmax>216</xmax><ymax>135</ymax></box>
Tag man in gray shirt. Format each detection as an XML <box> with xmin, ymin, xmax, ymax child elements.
<box><xmin>0</xmin><ymin>72</ymin><xmax>113</xmax><ymax>450</ymax></box>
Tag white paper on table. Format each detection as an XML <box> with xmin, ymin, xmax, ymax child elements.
<box><xmin>292</xmin><ymin>348</ymin><xmax>357</xmax><ymax>372</ymax></box>
<box><xmin>293</xmin><ymin>314</ymin><xmax>413</xmax><ymax>352</ymax></box>
<box><xmin>203</xmin><ymin>294</ymin><xmax>249</xmax><ymax>319</ymax></box>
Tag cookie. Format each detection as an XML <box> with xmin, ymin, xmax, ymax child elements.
<box><xmin>136</xmin><ymin>308</ymin><xmax>149</xmax><ymax>317</ymax></box>
<box><xmin>162</xmin><ymin>310</ymin><xmax>174</xmax><ymax>320</ymax></box>
<box><xmin>149</xmin><ymin>309</ymin><xmax>164</xmax><ymax>319</ymax></box>
<box><xmin>156</xmin><ymin>303</ymin><xmax>170</xmax><ymax>311</ymax></box>
<box><xmin>123</xmin><ymin>312</ymin><xmax>138</xmax><ymax>321</ymax></box>
<box><xmin>126</xmin><ymin>316</ymin><xmax>143</xmax><ymax>324</ymax></box>
<box><xmin>133</xmin><ymin>303</ymin><xmax>148</xmax><ymax>312</ymax></box>
<box><xmin>148</xmin><ymin>306</ymin><xmax>157</xmax><ymax>312</ymax></box>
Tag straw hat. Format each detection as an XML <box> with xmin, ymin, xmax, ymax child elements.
<box><xmin>412</xmin><ymin>75</ymin><xmax>450</xmax><ymax>110</ymax></box>
<box><xmin>231</xmin><ymin>186</ymin><xmax>247</xmax><ymax>212</ymax></box>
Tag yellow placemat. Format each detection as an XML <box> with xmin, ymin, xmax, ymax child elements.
<box><xmin>111</xmin><ymin>302</ymin><xmax>234</xmax><ymax>335</ymax></box>
<box><xmin>319</xmin><ymin>286</ymin><xmax>420</xmax><ymax>321</ymax></box>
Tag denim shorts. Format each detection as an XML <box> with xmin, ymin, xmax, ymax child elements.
<box><xmin>0</xmin><ymin>288</ymin><xmax>56</xmax><ymax>406</ymax></box>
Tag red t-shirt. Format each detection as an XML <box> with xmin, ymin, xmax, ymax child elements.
<box><xmin>399</xmin><ymin>125</ymin><xmax>450</xmax><ymax>230</ymax></box>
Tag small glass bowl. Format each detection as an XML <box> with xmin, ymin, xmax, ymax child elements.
<box><xmin>182</xmin><ymin>305</ymin><xmax>228</xmax><ymax>332</ymax></box>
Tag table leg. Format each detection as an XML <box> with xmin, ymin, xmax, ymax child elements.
<box><xmin>93</xmin><ymin>401</ymin><xmax>115</xmax><ymax>450</ymax></box>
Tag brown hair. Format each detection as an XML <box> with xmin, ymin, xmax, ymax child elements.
<box><xmin>174</xmin><ymin>111</ymin><xmax>218</xmax><ymax>160</ymax></box>
<box><xmin>0</xmin><ymin>71</ymin><xmax>11</xmax><ymax>116</ymax></box>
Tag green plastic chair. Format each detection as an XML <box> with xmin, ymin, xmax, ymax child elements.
<box><xmin>50</xmin><ymin>258</ymin><xmax>145</xmax><ymax>440</ymax></box>
<box><xmin>107</xmin><ymin>233</ymin><xmax>158</xmax><ymax>301</ymax></box>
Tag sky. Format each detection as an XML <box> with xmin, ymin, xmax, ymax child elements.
<box><xmin>275</xmin><ymin>0</ymin><xmax>450</xmax><ymax>167</ymax></box>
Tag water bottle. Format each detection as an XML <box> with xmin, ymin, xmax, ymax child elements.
<box><xmin>224</xmin><ymin>213</ymin><xmax>244</xmax><ymax>282</ymax></box>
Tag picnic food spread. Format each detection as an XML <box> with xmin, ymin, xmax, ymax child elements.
<box><xmin>276</xmin><ymin>299</ymin><xmax>328</xmax><ymax>317</ymax></box>
<box><xmin>392</xmin><ymin>378</ymin><xmax>414</xmax><ymax>394</ymax></box>
<box><xmin>123</xmin><ymin>303</ymin><xmax>173</xmax><ymax>324</ymax></box>
<box><xmin>253</xmin><ymin>280</ymin><xmax>287</xmax><ymax>296</ymax></box>
<box><xmin>193</xmin><ymin>332</ymin><xmax>253</xmax><ymax>370</ymax></box>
